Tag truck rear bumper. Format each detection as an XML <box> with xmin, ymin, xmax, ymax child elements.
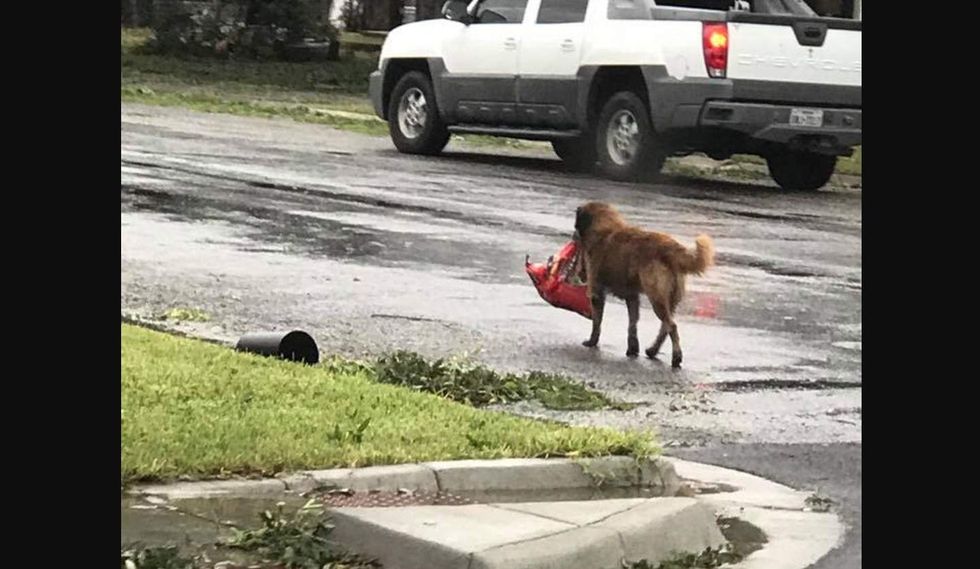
<box><xmin>699</xmin><ymin>101</ymin><xmax>862</xmax><ymax>149</ymax></box>
<box><xmin>643</xmin><ymin>68</ymin><xmax>861</xmax><ymax>150</ymax></box>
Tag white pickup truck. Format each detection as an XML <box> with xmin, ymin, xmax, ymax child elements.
<box><xmin>368</xmin><ymin>0</ymin><xmax>861</xmax><ymax>191</ymax></box>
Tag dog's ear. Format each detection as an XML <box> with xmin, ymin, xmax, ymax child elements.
<box><xmin>575</xmin><ymin>206</ymin><xmax>593</xmax><ymax>237</ymax></box>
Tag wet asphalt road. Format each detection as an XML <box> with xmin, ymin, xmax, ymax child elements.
<box><xmin>121</xmin><ymin>104</ymin><xmax>861</xmax><ymax>567</ymax></box>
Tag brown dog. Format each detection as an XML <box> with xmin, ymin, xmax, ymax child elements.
<box><xmin>574</xmin><ymin>202</ymin><xmax>714</xmax><ymax>368</ymax></box>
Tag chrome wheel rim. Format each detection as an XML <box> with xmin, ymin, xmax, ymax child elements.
<box><xmin>397</xmin><ymin>88</ymin><xmax>428</xmax><ymax>139</ymax></box>
<box><xmin>606</xmin><ymin>109</ymin><xmax>640</xmax><ymax>166</ymax></box>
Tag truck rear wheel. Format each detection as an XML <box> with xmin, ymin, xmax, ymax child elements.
<box><xmin>766</xmin><ymin>149</ymin><xmax>837</xmax><ymax>191</ymax></box>
<box><xmin>595</xmin><ymin>91</ymin><xmax>665</xmax><ymax>182</ymax></box>
<box><xmin>387</xmin><ymin>71</ymin><xmax>450</xmax><ymax>155</ymax></box>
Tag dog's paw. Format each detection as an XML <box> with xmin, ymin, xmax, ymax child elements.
<box><xmin>582</xmin><ymin>338</ymin><xmax>599</xmax><ymax>348</ymax></box>
<box><xmin>626</xmin><ymin>339</ymin><xmax>639</xmax><ymax>358</ymax></box>
<box><xmin>645</xmin><ymin>347</ymin><xmax>660</xmax><ymax>360</ymax></box>
<box><xmin>671</xmin><ymin>352</ymin><xmax>683</xmax><ymax>368</ymax></box>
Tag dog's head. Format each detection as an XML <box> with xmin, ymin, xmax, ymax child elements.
<box><xmin>575</xmin><ymin>202</ymin><xmax>619</xmax><ymax>240</ymax></box>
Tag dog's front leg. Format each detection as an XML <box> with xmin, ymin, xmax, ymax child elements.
<box><xmin>583</xmin><ymin>287</ymin><xmax>606</xmax><ymax>348</ymax></box>
<box><xmin>625</xmin><ymin>295</ymin><xmax>640</xmax><ymax>357</ymax></box>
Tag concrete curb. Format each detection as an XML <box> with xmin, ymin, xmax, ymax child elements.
<box><xmin>662</xmin><ymin>457</ymin><xmax>847</xmax><ymax>569</ymax></box>
<box><xmin>127</xmin><ymin>456</ymin><xmax>844</xmax><ymax>569</ymax></box>
<box><xmin>131</xmin><ymin>456</ymin><xmax>679</xmax><ymax>500</ymax></box>
<box><xmin>329</xmin><ymin>498</ymin><xmax>724</xmax><ymax>569</ymax></box>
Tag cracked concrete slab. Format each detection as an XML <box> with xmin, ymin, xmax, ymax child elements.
<box><xmin>328</xmin><ymin>498</ymin><xmax>723</xmax><ymax>569</ymax></box>
<box><xmin>491</xmin><ymin>498</ymin><xmax>647</xmax><ymax>525</ymax></box>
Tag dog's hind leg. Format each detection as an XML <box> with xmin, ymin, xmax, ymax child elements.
<box><xmin>642</xmin><ymin>265</ymin><xmax>675</xmax><ymax>362</ymax></box>
<box><xmin>671</xmin><ymin>274</ymin><xmax>686</xmax><ymax>312</ymax></box>
<box><xmin>665</xmin><ymin>305</ymin><xmax>683</xmax><ymax>368</ymax></box>
<box><xmin>645</xmin><ymin>300</ymin><xmax>672</xmax><ymax>361</ymax></box>
<box><xmin>626</xmin><ymin>295</ymin><xmax>640</xmax><ymax>357</ymax></box>
<box><xmin>668</xmin><ymin>276</ymin><xmax>686</xmax><ymax>367</ymax></box>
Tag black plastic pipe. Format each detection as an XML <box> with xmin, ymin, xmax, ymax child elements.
<box><xmin>235</xmin><ymin>330</ymin><xmax>319</xmax><ymax>364</ymax></box>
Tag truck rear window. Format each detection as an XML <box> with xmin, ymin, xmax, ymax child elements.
<box><xmin>609</xmin><ymin>0</ymin><xmax>859</xmax><ymax>20</ymax></box>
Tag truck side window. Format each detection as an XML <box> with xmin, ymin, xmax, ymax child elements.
<box><xmin>537</xmin><ymin>0</ymin><xmax>590</xmax><ymax>24</ymax></box>
<box><xmin>608</xmin><ymin>0</ymin><xmax>652</xmax><ymax>20</ymax></box>
<box><xmin>476</xmin><ymin>0</ymin><xmax>529</xmax><ymax>24</ymax></box>
<box><xmin>654</xmin><ymin>0</ymin><xmax>732</xmax><ymax>9</ymax></box>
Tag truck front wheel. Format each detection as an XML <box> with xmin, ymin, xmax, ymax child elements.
<box><xmin>766</xmin><ymin>149</ymin><xmax>837</xmax><ymax>191</ymax></box>
<box><xmin>595</xmin><ymin>91</ymin><xmax>665</xmax><ymax>182</ymax></box>
<box><xmin>387</xmin><ymin>71</ymin><xmax>450</xmax><ymax>155</ymax></box>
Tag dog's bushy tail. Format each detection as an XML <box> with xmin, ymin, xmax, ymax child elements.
<box><xmin>679</xmin><ymin>234</ymin><xmax>715</xmax><ymax>275</ymax></box>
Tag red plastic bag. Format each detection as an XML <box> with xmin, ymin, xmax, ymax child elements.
<box><xmin>525</xmin><ymin>240</ymin><xmax>592</xmax><ymax>319</ymax></box>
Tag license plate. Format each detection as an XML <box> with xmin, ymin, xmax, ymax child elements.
<box><xmin>789</xmin><ymin>108</ymin><xmax>824</xmax><ymax>127</ymax></box>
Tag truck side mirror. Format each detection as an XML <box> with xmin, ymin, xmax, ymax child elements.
<box><xmin>442</xmin><ymin>0</ymin><xmax>474</xmax><ymax>24</ymax></box>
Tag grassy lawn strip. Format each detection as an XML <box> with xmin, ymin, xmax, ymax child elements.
<box><xmin>122</xmin><ymin>85</ymin><xmax>389</xmax><ymax>136</ymax></box>
<box><xmin>122</xmin><ymin>29</ymin><xmax>375</xmax><ymax>108</ymax></box>
<box><xmin>732</xmin><ymin>147</ymin><xmax>862</xmax><ymax>177</ymax></box>
<box><xmin>122</xmin><ymin>28</ymin><xmax>536</xmax><ymax>149</ymax></box>
<box><xmin>122</xmin><ymin>324</ymin><xmax>655</xmax><ymax>483</ymax></box>
<box><xmin>835</xmin><ymin>145</ymin><xmax>862</xmax><ymax>175</ymax></box>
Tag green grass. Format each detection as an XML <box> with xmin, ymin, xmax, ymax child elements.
<box><xmin>120</xmin><ymin>544</ymin><xmax>198</xmax><ymax>569</ymax></box>
<box><xmin>158</xmin><ymin>307</ymin><xmax>211</xmax><ymax>323</ymax></box>
<box><xmin>121</xmin><ymin>28</ymin><xmax>534</xmax><ymax>148</ymax></box>
<box><xmin>836</xmin><ymin>145</ymin><xmax>862</xmax><ymax>175</ymax></box>
<box><xmin>121</xmin><ymin>324</ymin><xmax>656</xmax><ymax>483</ymax></box>
<box><xmin>121</xmin><ymin>85</ymin><xmax>389</xmax><ymax>136</ymax></box>
<box><xmin>339</xmin><ymin>31</ymin><xmax>385</xmax><ymax>51</ymax></box>
<box><xmin>120</xmin><ymin>500</ymin><xmax>381</xmax><ymax>569</ymax></box>
<box><xmin>223</xmin><ymin>500</ymin><xmax>378</xmax><ymax>569</ymax></box>
<box><xmin>663</xmin><ymin>160</ymin><xmax>767</xmax><ymax>182</ymax></box>
<box><xmin>716</xmin><ymin>146</ymin><xmax>861</xmax><ymax>177</ymax></box>
<box><xmin>122</xmin><ymin>27</ymin><xmax>378</xmax><ymax>115</ymax></box>
<box><xmin>122</xmin><ymin>26</ymin><xmax>154</xmax><ymax>53</ymax></box>
<box><xmin>732</xmin><ymin>148</ymin><xmax>861</xmax><ymax>176</ymax></box>
<box><xmin>624</xmin><ymin>545</ymin><xmax>743</xmax><ymax>569</ymax></box>
<box><xmin>122</xmin><ymin>500</ymin><xmax>378</xmax><ymax>569</ymax></box>
<box><xmin>729</xmin><ymin>154</ymin><xmax>766</xmax><ymax>166</ymax></box>
<box><xmin>730</xmin><ymin>147</ymin><xmax>861</xmax><ymax>177</ymax></box>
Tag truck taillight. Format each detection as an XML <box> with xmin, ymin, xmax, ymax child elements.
<box><xmin>702</xmin><ymin>23</ymin><xmax>728</xmax><ymax>78</ymax></box>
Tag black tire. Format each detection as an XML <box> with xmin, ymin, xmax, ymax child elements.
<box><xmin>594</xmin><ymin>91</ymin><xmax>665</xmax><ymax>182</ymax></box>
<box><xmin>387</xmin><ymin>71</ymin><xmax>450</xmax><ymax>155</ymax></box>
<box><xmin>551</xmin><ymin>137</ymin><xmax>596</xmax><ymax>171</ymax></box>
<box><xmin>766</xmin><ymin>149</ymin><xmax>837</xmax><ymax>191</ymax></box>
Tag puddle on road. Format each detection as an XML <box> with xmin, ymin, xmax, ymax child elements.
<box><xmin>121</xmin><ymin>183</ymin><xmax>525</xmax><ymax>285</ymax></box>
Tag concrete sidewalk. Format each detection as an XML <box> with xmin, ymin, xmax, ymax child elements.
<box><xmin>125</xmin><ymin>456</ymin><xmax>844</xmax><ymax>569</ymax></box>
<box><xmin>331</xmin><ymin>497</ymin><xmax>722</xmax><ymax>569</ymax></box>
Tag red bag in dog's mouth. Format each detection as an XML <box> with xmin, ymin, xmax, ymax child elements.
<box><xmin>525</xmin><ymin>240</ymin><xmax>592</xmax><ymax>319</ymax></box>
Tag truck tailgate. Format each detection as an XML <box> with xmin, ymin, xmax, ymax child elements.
<box><xmin>726</xmin><ymin>15</ymin><xmax>861</xmax><ymax>87</ymax></box>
